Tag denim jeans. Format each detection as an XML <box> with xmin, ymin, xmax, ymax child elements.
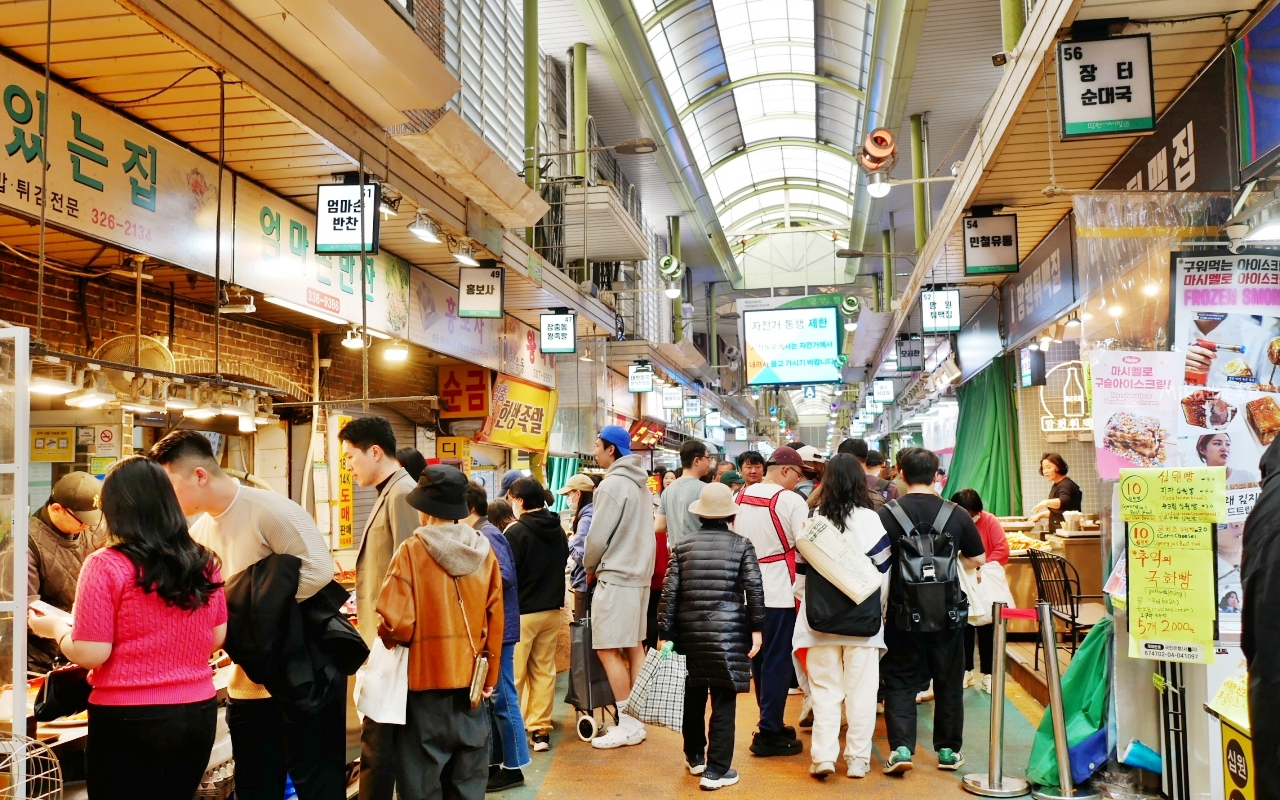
<box><xmin>493</xmin><ymin>644</ymin><xmax>531</xmax><ymax>769</ymax></box>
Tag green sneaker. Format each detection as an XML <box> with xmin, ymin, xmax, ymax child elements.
<box><xmin>883</xmin><ymin>746</ymin><xmax>914</xmax><ymax>774</ymax></box>
<box><xmin>937</xmin><ymin>749</ymin><xmax>965</xmax><ymax>770</ymax></box>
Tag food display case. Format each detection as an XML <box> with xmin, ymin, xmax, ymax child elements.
<box><xmin>0</xmin><ymin>326</ymin><xmax>30</xmax><ymax>736</ymax></box>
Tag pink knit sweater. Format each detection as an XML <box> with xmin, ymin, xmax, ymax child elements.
<box><xmin>72</xmin><ymin>548</ymin><xmax>227</xmax><ymax>706</ymax></box>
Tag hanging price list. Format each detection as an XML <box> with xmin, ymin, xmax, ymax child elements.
<box><xmin>1119</xmin><ymin>467</ymin><xmax>1226</xmax><ymax>523</ymax></box>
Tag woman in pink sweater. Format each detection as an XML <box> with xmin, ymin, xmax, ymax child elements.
<box><xmin>29</xmin><ymin>456</ymin><xmax>227</xmax><ymax>799</ymax></box>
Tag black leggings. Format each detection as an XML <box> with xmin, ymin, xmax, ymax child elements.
<box><xmin>87</xmin><ymin>698</ymin><xmax>217</xmax><ymax>799</ymax></box>
<box><xmin>964</xmin><ymin>624</ymin><xmax>995</xmax><ymax>674</ymax></box>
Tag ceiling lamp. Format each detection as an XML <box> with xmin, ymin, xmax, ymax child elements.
<box><xmin>165</xmin><ymin>381</ymin><xmax>198</xmax><ymax>410</ymax></box>
<box><xmin>184</xmin><ymin>387</ymin><xmax>219</xmax><ymax>420</ymax></box>
<box><xmin>384</xmin><ymin>340</ymin><xmax>409</xmax><ymax>362</ymax></box>
<box><xmin>408</xmin><ymin>212</ymin><xmax>442</xmax><ymax>243</ymax></box>
<box><xmin>844</xmin><ymin>320</ymin><xmax>858</xmax><ymax>331</ymax></box>
<box><xmin>342</xmin><ymin>328</ymin><xmax>364</xmax><ymax>349</ymax></box>
<box><xmin>65</xmin><ymin>372</ymin><xmax>116</xmax><ymax>409</ymax></box>
<box><xmin>263</xmin><ymin>295</ymin><xmax>348</xmax><ymax>326</ymax></box>
<box><xmin>1065</xmin><ymin>314</ymin><xmax>1081</xmax><ymax>328</ymax></box>
<box><xmin>31</xmin><ymin>370</ymin><xmax>76</xmax><ymax>396</ymax></box>
<box><xmin>453</xmin><ymin>242</ymin><xmax>480</xmax><ymax>267</ymax></box>
<box><xmin>664</xmin><ymin>281</ymin><xmax>682</xmax><ymax>299</ymax></box>
<box><xmin>866</xmin><ymin>171</ymin><xmax>891</xmax><ymax>199</ymax></box>
<box><xmin>379</xmin><ymin>194</ymin><xmax>400</xmax><ymax>217</ymax></box>
<box><xmin>238</xmin><ymin>415</ymin><xmax>257</xmax><ymax>433</ymax></box>
<box><xmin>1028</xmin><ymin>341</ymin><xmax>1040</xmax><ymax>351</ymax></box>
<box><xmin>612</xmin><ymin>138</ymin><xmax>658</xmax><ymax>155</ymax></box>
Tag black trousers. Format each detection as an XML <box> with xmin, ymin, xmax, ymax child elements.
<box><xmin>87</xmin><ymin>698</ymin><xmax>217</xmax><ymax>799</ymax></box>
<box><xmin>226</xmin><ymin>674</ymin><xmax>348</xmax><ymax>800</ymax></box>
<box><xmin>750</xmin><ymin>607</ymin><xmax>797</xmax><ymax>734</ymax></box>
<box><xmin>964</xmin><ymin>623</ymin><xmax>996</xmax><ymax>674</ymax></box>
<box><xmin>397</xmin><ymin>688</ymin><xmax>489</xmax><ymax>800</ymax></box>
<box><xmin>360</xmin><ymin>717</ymin><xmax>397</xmax><ymax>800</ymax></box>
<box><xmin>644</xmin><ymin>589</ymin><xmax>661</xmax><ymax>650</ymax></box>
<box><xmin>881</xmin><ymin>624</ymin><xmax>966</xmax><ymax>753</ymax></box>
<box><xmin>683</xmin><ymin>683</ymin><xmax>738</xmax><ymax>775</ymax></box>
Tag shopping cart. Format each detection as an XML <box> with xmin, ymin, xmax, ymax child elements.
<box><xmin>563</xmin><ymin>596</ymin><xmax>617</xmax><ymax>740</ymax></box>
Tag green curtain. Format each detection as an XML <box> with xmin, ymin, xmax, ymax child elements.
<box><xmin>547</xmin><ymin>456</ymin><xmax>579</xmax><ymax>512</ymax></box>
<box><xmin>943</xmin><ymin>355</ymin><xmax>1022</xmax><ymax>515</ymax></box>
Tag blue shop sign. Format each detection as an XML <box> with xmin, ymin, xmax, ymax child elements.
<box><xmin>1004</xmin><ymin>214</ymin><xmax>1080</xmax><ymax>347</ymax></box>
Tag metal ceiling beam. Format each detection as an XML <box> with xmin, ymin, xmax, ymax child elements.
<box><xmin>680</xmin><ymin>73</ymin><xmax>866</xmax><ymax>121</ymax></box>
<box><xmin>704</xmin><ymin>137</ymin><xmax>860</xmax><ymax>181</ymax></box>
<box><xmin>574</xmin><ymin>0</ymin><xmax>742</xmax><ymax>284</ymax></box>
<box><xmin>717</xmin><ymin>177</ymin><xmax>858</xmax><ymax>209</ymax></box>
<box><xmin>727</xmin><ymin>203</ymin><xmax>852</xmax><ymax>232</ymax></box>
<box><xmin>719</xmin><ymin>183</ymin><xmax>856</xmax><ymax>221</ymax></box>
<box><xmin>642</xmin><ymin>0</ymin><xmax>704</xmax><ymax>32</ymax></box>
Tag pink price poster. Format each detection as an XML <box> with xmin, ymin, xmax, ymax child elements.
<box><xmin>1090</xmin><ymin>350</ymin><xmax>1182</xmax><ymax>479</ymax></box>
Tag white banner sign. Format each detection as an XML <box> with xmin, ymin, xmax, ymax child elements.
<box><xmin>873</xmin><ymin>380</ymin><xmax>895</xmax><ymax>403</ymax></box>
<box><xmin>501</xmin><ymin>316</ymin><xmax>556</xmax><ymax>388</ymax></box>
<box><xmin>539</xmin><ymin>313</ymin><xmax>575</xmax><ymax>354</ymax></box>
<box><xmin>408</xmin><ymin>269</ymin><xmax>501</xmax><ymax>369</ymax></box>
<box><xmin>706</xmin><ymin>410</ymin><xmax>721</xmax><ymax>428</ymax></box>
<box><xmin>734</xmin><ymin>427</ymin><xmax>747</xmax><ymax>441</ymax></box>
<box><xmin>962</xmin><ymin>215</ymin><xmax>1018</xmax><ymax>275</ymax></box>
<box><xmin>896</xmin><ymin>338</ymin><xmax>923</xmax><ymax>371</ymax></box>
<box><xmin>457</xmin><ymin>266</ymin><xmax>503</xmax><ymax>318</ymax></box>
<box><xmin>315</xmin><ymin>183</ymin><xmax>379</xmax><ymax>254</ymax></box>
<box><xmin>628</xmin><ymin>363</ymin><xmax>654</xmax><ymax>393</ymax></box>
<box><xmin>921</xmin><ymin>290</ymin><xmax>961</xmax><ymax>333</ymax></box>
<box><xmin>684</xmin><ymin>397</ymin><xmax>702</xmax><ymax>419</ymax></box>
<box><xmin>662</xmin><ymin>386</ymin><xmax>683</xmax><ymax>409</ymax></box>
<box><xmin>1057</xmin><ymin>35</ymin><xmax>1155</xmax><ymax>138</ymax></box>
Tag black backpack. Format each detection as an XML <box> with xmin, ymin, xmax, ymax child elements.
<box><xmin>884</xmin><ymin>499</ymin><xmax>965</xmax><ymax>633</ymax></box>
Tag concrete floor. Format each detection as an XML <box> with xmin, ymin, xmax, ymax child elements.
<box><xmin>500</xmin><ymin>674</ymin><xmax>1042</xmax><ymax>799</ymax></box>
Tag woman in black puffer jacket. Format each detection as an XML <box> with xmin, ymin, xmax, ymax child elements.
<box><xmin>657</xmin><ymin>482</ymin><xmax>765</xmax><ymax>788</ymax></box>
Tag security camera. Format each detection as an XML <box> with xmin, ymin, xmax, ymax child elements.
<box><xmin>991</xmin><ymin>52</ymin><xmax>1009</xmax><ymax>67</ymax></box>
<box><xmin>1227</xmin><ymin>224</ymin><xmax>1249</xmax><ymax>255</ymax></box>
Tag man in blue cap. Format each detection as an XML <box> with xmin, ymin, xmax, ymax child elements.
<box><xmin>584</xmin><ymin>425</ymin><xmax>657</xmax><ymax>749</ymax></box>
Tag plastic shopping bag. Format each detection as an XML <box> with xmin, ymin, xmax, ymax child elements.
<box><xmin>979</xmin><ymin>561</ymin><xmax>1015</xmax><ymax>608</ymax></box>
<box><xmin>354</xmin><ymin>637</ymin><xmax>409</xmax><ymax>725</ymax></box>
<box><xmin>958</xmin><ymin>566</ymin><xmax>994</xmax><ymax>625</ymax></box>
<box><xmin>622</xmin><ymin>642</ymin><xmax>686</xmax><ymax>732</ymax></box>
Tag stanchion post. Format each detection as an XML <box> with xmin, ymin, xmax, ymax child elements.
<box><xmin>963</xmin><ymin>602</ymin><xmax>1029</xmax><ymax>797</ymax></box>
<box><xmin>1031</xmin><ymin>601</ymin><xmax>1099</xmax><ymax>800</ymax></box>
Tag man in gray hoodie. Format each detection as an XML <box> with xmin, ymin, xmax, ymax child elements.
<box><xmin>585</xmin><ymin>425</ymin><xmax>657</xmax><ymax>749</ymax></box>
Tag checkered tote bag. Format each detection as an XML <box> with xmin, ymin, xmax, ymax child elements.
<box><xmin>622</xmin><ymin>643</ymin><xmax>687</xmax><ymax>732</ymax></box>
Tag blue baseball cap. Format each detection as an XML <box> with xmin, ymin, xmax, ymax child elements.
<box><xmin>598</xmin><ymin>425</ymin><xmax>633</xmax><ymax>457</ymax></box>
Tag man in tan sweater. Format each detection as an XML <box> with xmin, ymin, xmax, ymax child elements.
<box><xmin>151</xmin><ymin>431</ymin><xmax>343</xmax><ymax>800</ymax></box>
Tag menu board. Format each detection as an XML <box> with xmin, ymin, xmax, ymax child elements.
<box><xmin>1121</xmin><ymin>467</ymin><xmax>1224</xmax><ymax>663</ymax></box>
<box><xmin>1090</xmin><ymin>351</ymin><xmax>1182</xmax><ymax>478</ymax></box>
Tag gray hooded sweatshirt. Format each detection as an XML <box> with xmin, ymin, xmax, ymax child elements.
<box><xmin>418</xmin><ymin>522</ymin><xmax>491</xmax><ymax>577</ymax></box>
<box><xmin>584</xmin><ymin>454</ymin><xmax>656</xmax><ymax>587</ymax></box>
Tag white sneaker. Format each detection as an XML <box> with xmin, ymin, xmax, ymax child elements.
<box><xmin>916</xmin><ymin>681</ymin><xmax>934</xmax><ymax>704</ymax></box>
<box><xmin>875</xmin><ymin>701</ymin><xmax>885</xmax><ymax>715</ymax></box>
<box><xmin>591</xmin><ymin>722</ymin><xmax>647</xmax><ymax>749</ymax></box>
<box><xmin>982</xmin><ymin>674</ymin><xmax>993</xmax><ymax>694</ymax></box>
<box><xmin>847</xmin><ymin>759</ymin><xmax>869</xmax><ymax>778</ymax></box>
<box><xmin>810</xmin><ymin>761</ymin><xmax>835</xmax><ymax>779</ymax></box>
<box><xmin>963</xmin><ymin>670</ymin><xmax>976</xmax><ymax>688</ymax></box>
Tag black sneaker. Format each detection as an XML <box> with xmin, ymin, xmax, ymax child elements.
<box><xmin>486</xmin><ymin>767</ymin><xmax>525</xmax><ymax>793</ymax></box>
<box><xmin>750</xmin><ymin>731</ymin><xmax>803</xmax><ymax>757</ymax></box>
<box><xmin>700</xmin><ymin>769</ymin><xmax>740</xmax><ymax>790</ymax></box>
<box><xmin>781</xmin><ymin>725</ymin><xmax>798</xmax><ymax>740</ymax></box>
<box><xmin>686</xmin><ymin>755</ymin><xmax>707</xmax><ymax>775</ymax></box>
<box><xmin>531</xmin><ymin>731</ymin><xmax>550</xmax><ymax>752</ymax></box>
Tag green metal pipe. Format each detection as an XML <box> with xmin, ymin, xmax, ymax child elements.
<box><xmin>709</xmin><ymin>281</ymin><xmax>718</xmax><ymax>366</ymax></box>
<box><xmin>573</xmin><ymin>42</ymin><xmax>588</xmax><ymax>178</ymax></box>
<box><xmin>910</xmin><ymin>114</ymin><xmax>927</xmax><ymax>250</ymax></box>
<box><xmin>1001</xmin><ymin>0</ymin><xmax>1025</xmax><ymax>55</ymax></box>
<box><xmin>524</xmin><ymin>0</ymin><xmax>539</xmax><ymax>190</ymax></box>
<box><xmin>670</xmin><ymin>215</ymin><xmax>683</xmax><ymax>342</ymax></box>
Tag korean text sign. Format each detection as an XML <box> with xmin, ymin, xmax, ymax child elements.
<box><xmin>457</xmin><ymin>267</ymin><xmax>503</xmax><ymax>318</ymax></box>
<box><xmin>921</xmin><ymin>290</ymin><xmax>960</xmax><ymax>333</ymax></box>
<box><xmin>439</xmin><ymin>364</ymin><xmax>492</xmax><ymax>418</ymax></box>
<box><xmin>1090</xmin><ymin>351</ymin><xmax>1182</xmax><ymax>478</ymax></box>
<box><xmin>408</xmin><ymin>269</ymin><xmax>500</xmax><ymax>369</ymax></box>
<box><xmin>1057</xmin><ymin>35</ymin><xmax>1155</xmax><ymax>138</ymax></box>
<box><xmin>1119</xmin><ymin>467</ymin><xmax>1226</xmax><ymax>523</ymax></box>
<box><xmin>502</xmin><ymin>316</ymin><xmax>556</xmax><ymax>388</ymax></box>
<box><xmin>480</xmin><ymin>376</ymin><xmax>557</xmax><ymax>452</ymax></box>
<box><xmin>314</xmin><ymin>184</ymin><xmax>380</xmax><ymax>254</ymax></box>
<box><xmin>329</xmin><ymin>415</ymin><xmax>355</xmax><ymax>550</ymax></box>
<box><xmin>743</xmin><ymin>307</ymin><xmax>841</xmax><ymax>385</ymax></box>
<box><xmin>962</xmin><ymin>215</ymin><xmax>1018</xmax><ymax>275</ymax></box>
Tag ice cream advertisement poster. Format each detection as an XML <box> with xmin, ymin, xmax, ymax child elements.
<box><xmin>1172</xmin><ymin>251</ymin><xmax>1280</xmax><ymax>392</ymax></box>
<box><xmin>1091</xmin><ymin>351</ymin><xmax>1182</xmax><ymax>479</ymax></box>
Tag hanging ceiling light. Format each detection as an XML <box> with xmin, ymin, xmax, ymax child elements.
<box><xmin>165</xmin><ymin>381</ymin><xmax>198</xmax><ymax>410</ymax></box>
<box><xmin>342</xmin><ymin>328</ymin><xmax>364</xmax><ymax>349</ymax></box>
<box><xmin>664</xmin><ymin>281</ymin><xmax>682</xmax><ymax>299</ymax></box>
<box><xmin>384</xmin><ymin>340</ymin><xmax>409</xmax><ymax>362</ymax></box>
<box><xmin>408</xmin><ymin>211</ymin><xmax>442</xmax><ymax>243</ymax></box>
<box><xmin>183</xmin><ymin>386</ymin><xmax>219</xmax><ymax>420</ymax></box>
<box><xmin>31</xmin><ymin>372</ymin><xmax>76</xmax><ymax>396</ymax></box>
<box><xmin>866</xmin><ymin>171</ymin><xmax>891</xmax><ymax>199</ymax></box>
<box><xmin>453</xmin><ymin>242</ymin><xmax>480</xmax><ymax>267</ymax></box>
<box><xmin>65</xmin><ymin>371</ymin><xmax>116</xmax><ymax>409</ymax></box>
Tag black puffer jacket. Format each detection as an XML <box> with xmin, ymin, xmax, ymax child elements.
<box><xmin>657</xmin><ymin>521</ymin><xmax>766</xmax><ymax>691</ymax></box>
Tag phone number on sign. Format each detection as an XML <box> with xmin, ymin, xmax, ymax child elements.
<box><xmin>91</xmin><ymin>208</ymin><xmax>152</xmax><ymax>242</ymax></box>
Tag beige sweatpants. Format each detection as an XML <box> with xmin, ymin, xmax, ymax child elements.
<box><xmin>805</xmin><ymin>645</ymin><xmax>880</xmax><ymax>765</ymax></box>
<box><xmin>515</xmin><ymin>609</ymin><xmax>562</xmax><ymax>733</ymax></box>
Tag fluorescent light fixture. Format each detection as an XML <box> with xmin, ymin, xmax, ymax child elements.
<box><xmin>238</xmin><ymin>415</ymin><xmax>257</xmax><ymax>433</ymax></box>
<box><xmin>65</xmin><ymin>374</ymin><xmax>116</xmax><ymax>409</ymax></box>
<box><xmin>184</xmin><ymin>406</ymin><xmax>218</xmax><ymax>420</ymax></box>
<box><xmin>384</xmin><ymin>340</ymin><xmax>409</xmax><ymax>362</ymax></box>
<box><xmin>165</xmin><ymin>383</ymin><xmax>198</xmax><ymax>410</ymax></box>
<box><xmin>31</xmin><ymin>374</ymin><xmax>76</xmax><ymax>395</ymax></box>
<box><xmin>342</xmin><ymin>329</ymin><xmax>364</xmax><ymax>349</ymax></box>
<box><xmin>364</xmin><ymin>328</ymin><xmax>390</xmax><ymax>340</ymax></box>
<box><xmin>1245</xmin><ymin>216</ymin><xmax>1280</xmax><ymax>242</ymax></box>
<box><xmin>664</xmin><ymin>281</ymin><xmax>682</xmax><ymax>299</ymax></box>
<box><xmin>1108</xmin><ymin>305</ymin><xmax>1125</xmax><ymax>318</ymax></box>
<box><xmin>453</xmin><ymin>243</ymin><xmax>479</xmax><ymax>267</ymax></box>
<box><xmin>220</xmin><ymin>395</ymin><xmax>252</xmax><ymax>417</ymax></box>
<box><xmin>408</xmin><ymin>212</ymin><xmax>442</xmax><ymax>243</ymax></box>
<box><xmin>1142</xmin><ymin>283</ymin><xmax>1160</xmax><ymax>297</ymax></box>
<box><xmin>263</xmin><ymin>295</ymin><xmax>348</xmax><ymax>326</ymax></box>
<box><xmin>867</xmin><ymin>172</ymin><xmax>891</xmax><ymax>199</ymax></box>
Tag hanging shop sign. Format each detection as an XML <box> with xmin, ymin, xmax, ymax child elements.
<box><xmin>735</xmin><ymin>427</ymin><xmax>748</xmax><ymax>441</ymax></box>
<box><xmin>684</xmin><ymin>397</ymin><xmax>702</xmax><ymax>419</ymax></box>
<box><xmin>1056</xmin><ymin>35</ymin><xmax>1156</xmax><ymax>139</ymax></box>
<box><xmin>628</xmin><ymin>363</ymin><xmax>654</xmax><ymax>393</ymax></box>
<box><xmin>233</xmin><ymin>178</ymin><xmax>410</xmax><ymax>338</ymax></box>
<box><xmin>956</xmin><ymin>296</ymin><xmax>1003</xmax><ymax>382</ymax></box>
<box><xmin>662</xmin><ymin>386</ymin><xmax>684</xmax><ymax>409</ymax></box>
<box><xmin>30</xmin><ymin>428</ymin><xmax>74</xmax><ymax>463</ymax></box>
<box><xmin>1004</xmin><ymin>215</ymin><xmax>1079</xmax><ymax>347</ymax></box>
<box><xmin>962</xmin><ymin>215</ymin><xmax>1019</xmax><ymax>275</ymax></box>
<box><xmin>1038</xmin><ymin>360</ymin><xmax>1093</xmax><ymax>437</ymax></box>
<box><xmin>896</xmin><ymin>337</ymin><xmax>923</xmax><ymax>371</ymax></box>
<box><xmin>539</xmin><ymin>313</ymin><xmax>576</xmax><ymax>354</ymax></box>
<box><xmin>0</xmin><ymin>51</ymin><xmax>225</xmax><ymax>277</ymax></box>
<box><xmin>408</xmin><ymin>269</ymin><xmax>501</xmax><ymax>369</ymax></box>
<box><xmin>706</xmin><ymin>410</ymin><xmax>721</xmax><ymax>428</ymax></box>
<box><xmin>501</xmin><ymin>316</ymin><xmax>556</xmax><ymax>389</ymax></box>
<box><xmin>1090</xmin><ymin>351</ymin><xmax>1181</xmax><ymax>478</ymax></box>
<box><xmin>873</xmin><ymin>380</ymin><xmax>895</xmax><ymax>404</ymax></box>
<box><xmin>478</xmin><ymin>376</ymin><xmax>557</xmax><ymax>452</ymax></box>
<box><xmin>435</xmin><ymin>436</ymin><xmax>472</xmax><ymax>476</ymax></box>
<box><xmin>457</xmin><ymin>265</ymin><xmax>503</xmax><ymax>318</ymax></box>
<box><xmin>438</xmin><ymin>364</ymin><xmax>492</xmax><ymax>418</ymax></box>
<box><xmin>314</xmin><ymin>183</ymin><xmax>380</xmax><ymax>254</ymax></box>
<box><xmin>921</xmin><ymin>289</ymin><xmax>960</xmax><ymax>333</ymax></box>
<box><xmin>1020</xmin><ymin>347</ymin><xmax>1047</xmax><ymax>387</ymax></box>
<box><xmin>328</xmin><ymin>414</ymin><xmax>356</xmax><ymax>550</ymax></box>
<box><xmin>1097</xmin><ymin>53</ymin><xmax>1231</xmax><ymax>191</ymax></box>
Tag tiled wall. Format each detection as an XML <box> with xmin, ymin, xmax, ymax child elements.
<box><xmin>1015</xmin><ymin>341</ymin><xmax>1101</xmax><ymax>515</ymax></box>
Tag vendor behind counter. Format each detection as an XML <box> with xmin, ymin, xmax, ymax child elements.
<box><xmin>0</xmin><ymin>471</ymin><xmax>103</xmax><ymax>673</ymax></box>
<box><xmin>1027</xmin><ymin>453</ymin><xmax>1082</xmax><ymax>535</ymax></box>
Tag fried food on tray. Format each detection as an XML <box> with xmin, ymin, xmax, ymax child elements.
<box><xmin>1246</xmin><ymin>395</ymin><xmax>1280</xmax><ymax>445</ymax></box>
<box><xmin>1102</xmin><ymin>411</ymin><xmax>1167</xmax><ymax>466</ymax></box>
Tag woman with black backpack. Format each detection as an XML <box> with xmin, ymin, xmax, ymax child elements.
<box><xmin>793</xmin><ymin>454</ymin><xmax>893</xmax><ymax>780</ymax></box>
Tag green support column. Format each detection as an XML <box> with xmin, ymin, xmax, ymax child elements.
<box><xmin>524</xmin><ymin>0</ymin><xmax>539</xmax><ymax>191</ymax></box>
<box><xmin>1001</xmin><ymin>0</ymin><xmax>1025</xmax><ymax>54</ymax></box>
<box><xmin>708</xmin><ymin>282</ymin><xmax>718</xmax><ymax>366</ymax></box>
<box><xmin>670</xmin><ymin>215</ymin><xmax>683</xmax><ymax>342</ymax></box>
<box><xmin>573</xmin><ymin>42</ymin><xmax>589</xmax><ymax>178</ymax></box>
<box><xmin>910</xmin><ymin>114</ymin><xmax>927</xmax><ymax>250</ymax></box>
<box><xmin>882</xmin><ymin>229</ymin><xmax>893</xmax><ymax>309</ymax></box>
